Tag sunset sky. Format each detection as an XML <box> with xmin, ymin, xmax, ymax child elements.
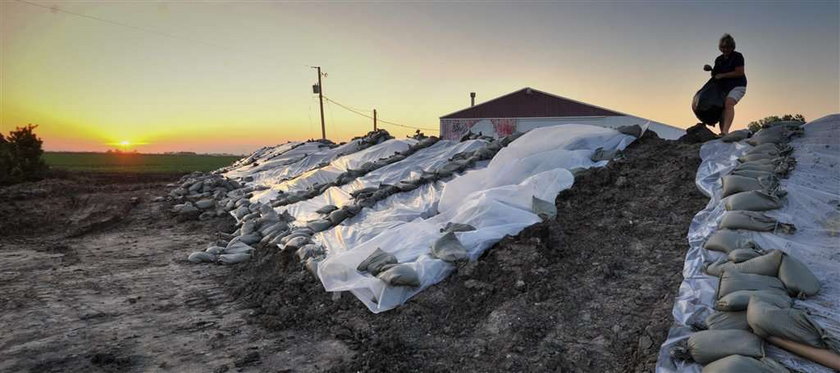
<box><xmin>2</xmin><ymin>1</ymin><xmax>838</xmax><ymax>154</ymax></box>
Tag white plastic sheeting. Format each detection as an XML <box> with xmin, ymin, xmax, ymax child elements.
<box><xmin>250</xmin><ymin>138</ymin><xmax>417</xmax><ymax>203</ymax></box>
<box><xmin>656</xmin><ymin>114</ymin><xmax>840</xmax><ymax>372</ymax></box>
<box><xmin>226</xmin><ymin>137</ymin><xmax>378</xmax><ymax>189</ymax></box>
<box><xmin>284</xmin><ymin>139</ymin><xmax>487</xmax><ymax>223</ymax></box>
<box><xmin>316</xmin><ymin>125</ymin><xmax>637</xmax><ymax>312</ymax></box>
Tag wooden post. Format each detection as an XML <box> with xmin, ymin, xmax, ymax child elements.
<box><xmin>373</xmin><ymin>109</ymin><xmax>377</xmax><ymax>131</ymax></box>
<box><xmin>317</xmin><ymin>67</ymin><xmax>326</xmax><ymax>140</ymax></box>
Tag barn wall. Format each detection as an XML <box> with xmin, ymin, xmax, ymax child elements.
<box><xmin>440</xmin><ymin>116</ymin><xmax>685</xmax><ymax>140</ymax></box>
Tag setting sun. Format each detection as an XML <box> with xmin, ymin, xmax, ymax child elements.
<box><xmin>119</xmin><ymin>140</ymin><xmax>131</xmax><ymax>147</ymax></box>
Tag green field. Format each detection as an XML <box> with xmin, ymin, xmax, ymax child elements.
<box><xmin>43</xmin><ymin>152</ymin><xmax>242</xmax><ymax>173</ymax></box>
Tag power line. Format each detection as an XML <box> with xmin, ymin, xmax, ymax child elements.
<box><xmin>15</xmin><ymin>0</ymin><xmax>283</xmax><ymax>66</ymax></box>
<box><xmin>322</xmin><ymin>96</ymin><xmax>438</xmax><ymax>132</ymax></box>
<box><xmin>17</xmin><ymin>0</ymin><xmax>230</xmax><ymax>50</ymax></box>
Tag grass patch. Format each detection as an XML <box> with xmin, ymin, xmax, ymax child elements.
<box><xmin>44</xmin><ymin>152</ymin><xmax>241</xmax><ymax>173</ymax></box>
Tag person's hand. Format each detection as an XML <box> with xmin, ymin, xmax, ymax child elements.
<box><xmin>703</xmin><ymin>64</ymin><xmax>713</xmax><ymax>71</ymax></box>
<box><xmin>714</xmin><ymin>73</ymin><xmax>724</xmax><ymax>80</ymax></box>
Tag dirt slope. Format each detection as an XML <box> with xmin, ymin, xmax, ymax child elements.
<box><xmin>226</xmin><ymin>132</ymin><xmax>708</xmax><ymax>372</ymax></box>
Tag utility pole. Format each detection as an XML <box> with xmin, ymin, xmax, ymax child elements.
<box><xmin>312</xmin><ymin>66</ymin><xmax>326</xmax><ymax>140</ymax></box>
<box><xmin>373</xmin><ymin>109</ymin><xmax>377</xmax><ymax>131</ymax></box>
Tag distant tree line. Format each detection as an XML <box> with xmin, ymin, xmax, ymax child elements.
<box><xmin>747</xmin><ymin>114</ymin><xmax>806</xmax><ymax>132</ymax></box>
<box><xmin>0</xmin><ymin>124</ymin><xmax>48</xmax><ymax>185</ymax></box>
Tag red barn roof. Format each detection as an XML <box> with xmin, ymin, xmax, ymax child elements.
<box><xmin>440</xmin><ymin>87</ymin><xmax>623</xmax><ymax>119</ymax></box>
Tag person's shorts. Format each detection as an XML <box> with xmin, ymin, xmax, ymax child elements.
<box><xmin>727</xmin><ymin>86</ymin><xmax>747</xmax><ymax>103</ymax></box>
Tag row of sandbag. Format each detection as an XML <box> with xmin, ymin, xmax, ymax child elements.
<box><xmin>165</xmin><ymin>172</ymin><xmax>270</xmax><ymax>221</ymax></box>
<box><xmin>184</xmin><ymin>133</ymin><xmax>507</xmax><ymax>267</ymax></box>
<box><xmin>182</xmin><ymin>131</ymin><xmax>396</xmax><ymax>264</ymax></box>
<box><xmin>298</xmin><ymin>133</ymin><xmax>525</xmax><ymax>248</ymax></box>
<box><xmin>350</xmin><ymin>197</ymin><xmax>556</xmax><ymax>288</ymax></box>
<box><xmin>269</xmin><ymin>136</ymin><xmax>439</xmax><ymax>208</ymax></box>
<box><xmin>197</xmin><ymin>134</ymin><xmax>518</xmax><ymax>271</ymax></box>
<box><xmin>673</xmin><ymin>121</ymin><xmax>840</xmax><ymax>372</ymax></box>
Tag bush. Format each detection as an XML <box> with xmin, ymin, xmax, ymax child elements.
<box><xmin>0</xmin><ymin>124</ymin><xmax>48</xmax><ymax>185</ymax></box>
<box><xmin>747</xmin><ymin>114</ymin><xmax>806</xmax><ymax>132</ymax></box>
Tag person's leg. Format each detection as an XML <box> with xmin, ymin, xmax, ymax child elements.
<box><xmin>721</xmin><ymin>97</ymin><xmax>736</xmax><ymax>135</ymax></box>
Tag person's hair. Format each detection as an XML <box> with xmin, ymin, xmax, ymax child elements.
<box><xmin>719</xmin><ymin>33</ymin><xmax>736</xmax><ymax>49</ymax></box>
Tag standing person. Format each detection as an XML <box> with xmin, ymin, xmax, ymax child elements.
<box><xmin>703</xmin><ymin>33</ymin><xmax>747</xmax><ymax>135</ymax></box>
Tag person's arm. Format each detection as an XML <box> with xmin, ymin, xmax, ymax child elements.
<box><xmin>715</xmin><ymin>66</ymin><xmax>745</xmax><ymax>79</ymax></box>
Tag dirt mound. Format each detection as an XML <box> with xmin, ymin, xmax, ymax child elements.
<box><xmin>225</xmin><ymin>131</ymin><xmax>708</xmax><ymax>372</ymax></box>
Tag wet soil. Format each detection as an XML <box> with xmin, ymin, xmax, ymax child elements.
<box><xmin>226</xmin><ymin>132</ymin><xmax>708</xmax><ymax>372</ymax></box>
<box><xmin>0</xmin><ymin>173</ymin><xmax>288</xmax><ymax>373</ymax></box>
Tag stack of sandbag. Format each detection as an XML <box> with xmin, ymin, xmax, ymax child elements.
<box><xmin>673</xmin><ymin>120</ymin><xmax>840</xmax><ymax>371</ymax></box>
<box><xmin>187</xmin><ymin>200</ymin><xmax>294</xmax><ymax>265</ymax></box>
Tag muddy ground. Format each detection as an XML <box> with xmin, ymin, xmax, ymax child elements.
<box><xmin>0</xmin><ymin>132</ymin><xmax>707</xmax><ymax>372</ymax></box>
<box><xmin>0</xmin><ymin>173</ymin><xmax>282</xmax><ymax>372</ymax></box>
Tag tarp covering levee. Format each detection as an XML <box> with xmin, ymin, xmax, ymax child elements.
<box><xmin>316</xmin><ymin>125</ymin><xmax>636</xmax><ymax>312</ymax></box>
<box><xmin>220</xmin><ymin>124</ymin><xmax>640</xmax><ymax>313</ymax></box>
<box><xmin>656</xmin><ymin>114</ymin><xmax>840</xmax><ymax>372</ymax></box>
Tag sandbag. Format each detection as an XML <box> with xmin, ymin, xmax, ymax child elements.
<box><xmin>715</xmin><ymin>290</ymin><xmax>792</xmax><ymax>312</ymax></box>
<box><xmin>532</xmin><ymin>196</ymin><xmax>557</xmax><ymax>220</ymax></box>
<box><xmin>218</xmin><ymin>253</ymin><xmax>251</xmax><ymax>265</ymax></box>
<box><xmin>706</xmin><ymin>250</ymin><xmax>782</xmax><ymax>277</ymax></box>
<box><xmin>238</xmin><ymin>232</ymin><xmax>262</xmax><ymax>245</ymax></box>
<box><xmin>205</xmin><ymin>246</ymin><xmax>225</xmax><ymax>255</ymax></box>
<box><xmin>728</xmin><ymin>248</ymin><xmax>764</xmax><ymax>263</ymax></box>
<box><xmin>717</xmin><ymin>270</ymin><xmax>787</xmax><ymax>299</ymax></box>
<box><xmin>357</xmin><ymin>248</ymin><xmax>398</xmax><ymax>275</ymax></box>
<box><xmin>721</xmin><ymin>174</ymin><xmax>779</xmax><ymax>198</ymax></box>
<box><xmin>188</xmin><ymin>251</ymin><xmax>217</xmax><ymax>263</ymax></box>
<box><xmin>720</xmin><ymin>129</ymin><xmax>751</xmax><ymax>143</ymax></box>
<box><xmin>307</xmin><ymin>219</ymin><xmax>333</xmax><ymax>233</ymax></box>
<box><xmin>617</xmin><ymin>124</ymin><xmax>643</xmax><ymax>138</ymax></box>
<box><xmin>591</xmin><ymin>147</ymin><xmax>623</xmax><ymax>161</ymax></box>
<box><xmin>730</xmin><ymin>169</ymin><xmax>777</xmax><ymax>180</ymax></box>
<box><xmin>718</xmin><ymin>211</ymin><xmax>796</xmax><ymax>234</ymax></box>
<box><xmin>675</xmin><ymin>329</ymin><xmax>764</xmax><ymax>364</ymax></box>
<box><xmin>240</xmin><ymin>220</ymin><xmax>257</xmax><ymax>235</ymax></box>
<box><xmin>328</xmin><ymin>208</ymin><xmax>350</xmax><ymax>225</ymax></box>
<box><xmin>316</xmin><ymin>205</ymin><xmax>338</xmax><ymax>214</ymax></box>
<box><xmin>296</xmin><ymin>244</ymin><xmax>324</xmax><ymax>261</ymax></box>
<box><xmin>440</xmin><ymin>222</ymin><xmax>476</xmax><ymax>233</ymax></box>
<box><xmin>430</xmin><ymin>232</ymin><xmax>469</xmax><ymax>262</ymax></box>
<box><xmin>702</xmin><ymin>355</ymin><xmax>789</xmax><ymax>373</ymax></box>
<box><xmin>746</xmin><ymin>126</ymin><xmax>803</xmax><ymax>146</ymax></box>
<box><xmin>377</xmin><ymin>264</ymin><xmax>421</xmax><ymax>287</ymax></box>
<box><xmin>704</xmin><ymin>230</ymin><xmax>761</xmax><ymax>254</ymax></box>
<box><xmin>279</xmin><ymin>232</ymin><xmax>308</xmax><ymax>245</ymax></box>
<box><xmin>724</xmin><ymin>191</ymin><xmax>783</xmax><ymax>212</ymax></box>
<box><xmin>704</xmin><ymin>311</ymin><xmax>749</xmax><ymax>330</ymax></box>
<box><xmin>224</xmin><ymin>241</ymin><xmax>255</xmax><ymax>255</ymax></box>
<box><xmin>745</xmin><ymin>143</ymin><xmax>793</xmax><ymax>157</ymax></box>
<box><xmin>692</xmin><ymin>78</ymin><xmax>726</xmax><ymax>125</ymax></box>
<box><xmin>747</xmin><ymin>297</ymin><xmax>840</xmax><ymax>352</ymax></box>
<box><xmin>778</xmin><ymin>254</ymin><xmax>820</xmax><ymax>298</ymax></box>
<box><xmin>284</xmin><ymin>236</ymin><xmax>310</xmax><ymax>251</ymax></box>
<box><xmin>739</xmin><ymin>153</ymin><xmax>779</xmax><ymax>163</ymax></box>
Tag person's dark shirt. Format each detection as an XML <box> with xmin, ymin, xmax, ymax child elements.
<box><xmin>712</xmin><ymin>51</ymin><xmax>747</xmax><ymax>93</ymax></box>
